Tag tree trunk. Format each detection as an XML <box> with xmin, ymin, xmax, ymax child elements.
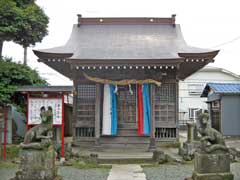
<box><xmin>23</xmin><ymin>47</ymin><xmax>27</xmax><ymax>65</ymax></box>
<box><xmin>0</xmin><ymin>40</ymin><xmax>3</xmax><ymax>58</ymax></box>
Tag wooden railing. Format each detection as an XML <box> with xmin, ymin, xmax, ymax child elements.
<box><xmin>75</xmin><ymin>127</ymin><xmax>95</xmax><ymax>137</ymax></box>
<box><xmin>155</xmin><ymin>127</ymin><xmax>176</xmax><ymax>139</ymax></box>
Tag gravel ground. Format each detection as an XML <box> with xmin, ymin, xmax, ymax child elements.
<box><xmin>0</xmin><ymin>166</ymin><xmax>109</xmax><ymax>180</ymax></box>
<box><xmin>143</xmin><ymin>163</ymin><xmax>240</xmax><ymax>180</ymax></box>
<box><xmin>58</xmin><ymin>166</ymin><xmax>109</xmax><ymax>180</ymax></box>
<box><xmin>1</xmin><ymin>163</ymin><xmax>240</xmax><ymax>180</ymax></box>
<box><xmin>0</xmin><ymin>168</ymin><xmax>16</xmax><ymax>180</ymax></box>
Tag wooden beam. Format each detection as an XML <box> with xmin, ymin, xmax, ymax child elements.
<box><xmin>94</xmin><ymin>83</ymin><xmax>101</xmax><ymax>147</ymax></box>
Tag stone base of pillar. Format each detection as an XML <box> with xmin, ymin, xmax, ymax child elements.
<box><xmin>94</xmin><ymin>138</ymin><xmax>101</xmax><ymax>149</ymax></box>
<box><xmin>148</xmin><ymin>138</ymin><xmax>156</xmax><ymax>152</ymax></box>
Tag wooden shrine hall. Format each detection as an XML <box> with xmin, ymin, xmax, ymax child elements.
<box><xmin>33</xmin><ymin>14</ymin><xmax>219</xmax><ymax>150</ymax></box>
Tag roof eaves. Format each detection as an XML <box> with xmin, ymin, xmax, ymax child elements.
<box><xmin>33</xmin><ymin>50</ymin><xmax>73</xmax><ymax>60</ymax></box>
<box><xmin>178</xmin><ymin>50</ymin><xmax>220</xmax><ymax>59</ymax></box>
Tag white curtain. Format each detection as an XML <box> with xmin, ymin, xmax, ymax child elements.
<box><xmin>102</xmin><ymin>84</ymin><xmax>112</xmax><ymax>135</ymax></box>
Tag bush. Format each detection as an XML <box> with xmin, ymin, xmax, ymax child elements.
<box><xmin>0</xmin><ymin>57</ymin><xmax>47</xmax><ymax>109</ymax></box>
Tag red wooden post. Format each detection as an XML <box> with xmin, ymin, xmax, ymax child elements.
<box><xmin>3</xmin><ymin>107</ymin><xmax>7</xmax><ymax>160</ymax></box>
<box><xmin>61</xmin><ymin>95</ymin><xmax>65</xmax><ymax>158</ymax></box>
<box><xmin>26</xmin><ymin>93</ymin><xmax>29</xmax><ymax>131</ymax></box>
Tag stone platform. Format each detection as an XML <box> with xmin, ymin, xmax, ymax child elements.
<box><xmin>11</xmin><ymin>146</ymin><xmax>60</xmax><ymax>180</ymax></box>
<box><xmin>192</xmin><ymin>172</ymin><xmax>233</xmax><ymax>180</ymax></box>
<box><xmin>72</xmin><ymin>146</ymin><xmax>182</xmax><ymax>164</ymax></box>
<box><xmin>191</xmin><ymin>152</ymin><xmax>234</xmax><ymax>180</ymax></box>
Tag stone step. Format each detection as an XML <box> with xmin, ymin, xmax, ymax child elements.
<box><xmin>99</xmin><ymin>143</ymin><xmax>150</xmax><ymax>149</ymax></box>
<box><xmin>99</xmin><ymin>157</ymin><xmax>153</xmax><ymax>164</ymax></box>
<box><xmin>118</xmin><ymin>122</ymin><xmax>137</xmax><ymax>128</ymax></box>
<box><xmin>100</xmin><ymin>136</ymin><xmax>150</xmax><ymax>144</ymax></box>
<box><xmin>117</xmin><ymin>128</ymin><xmax>138</xmax><ymax>136</ymax></box>
<box><xmin>72</xmin><ymin>141</ymin><xmax>95</xmax><ymax>147</ymax></box>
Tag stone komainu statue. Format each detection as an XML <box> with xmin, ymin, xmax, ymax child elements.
<box><xmin>197</xmin><ymin>113</ymin><xmax>228</xmax><ymax>154</ymax></box>
<box><xmin>20</xmin><ymin>106</ymin><xmax>53</xmax><ymax>150</ymax></box>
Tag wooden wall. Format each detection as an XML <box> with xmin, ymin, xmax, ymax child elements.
<box><xmin>72</xmin><ymin>68</ymin><xmax>178</xmax><ymax>146</ymax></box>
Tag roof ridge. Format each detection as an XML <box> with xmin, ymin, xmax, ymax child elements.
<box><xmin>77</xmin><ymin>14</ymin><xmax>176</xmax><ymax>26</ymax></box>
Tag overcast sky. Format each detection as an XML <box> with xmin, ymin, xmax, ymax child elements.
<box><xmin>2</xmin><ymin>0</ymin><xmax>240</xmax><ymax>85</ymax></box>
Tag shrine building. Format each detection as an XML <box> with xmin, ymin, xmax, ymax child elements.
<box><xmin>33</xmin><ymin>15</ymin><xmax>219</xmax><ymax>150</ymax></box>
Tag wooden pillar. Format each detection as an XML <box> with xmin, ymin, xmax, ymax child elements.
<box><xmin>8</xmin><ymin>106</ymin><xmax>12</xmax><ymax>144</ymax></box>
<box><xmin>148</xmin><ymin>84</ymin><xmax>156</xmax><ymax>151</ymax></box>
<box><xmin>175</xmin><ymin>80</ymin><xmax>179</xmax><ymax>141</ymax></box>
<box><xmin>26</xmin><ymin>93</ymin><xmax>29</xmax><ymax>131</ymax></box>
<box><xmin>72</xmin><ymin>81</ymin><xmax>77</xmax><ymax>142</ymax></box>
<box><xmin>3</xmin><ymin>107</ymin><xmax>7</xmax><ymax>160</ymax></box>
<box><xmin>61</xmin><ymin>95</ymin><xmax>65</xmax><ymax>158</ymax></box>
<box><xmin>95</xmin><ymin>83</ymin><xmax>101</xmax><ymax>147</ymax></box>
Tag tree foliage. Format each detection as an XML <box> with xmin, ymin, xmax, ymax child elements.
<box><xmin>0</xmin><ymin>0</ymin><xmax>23</xmax><ymax>41</ymax></box>
<box><xmin>0</xmin><ymin>57</ymin><xmax>47</xmax><ymax>105</ymax></box>
<box><xmin>13</xmin><ymin>2</ymin><xmax>49</xmax><ymax>48</ymax></box>
<box><xmin>0</xmin><ymin>0</ymin><xmax>49</xmax><ymax>58</ymax></box>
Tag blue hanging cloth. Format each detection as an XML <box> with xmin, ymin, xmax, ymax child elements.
<box><xmin>142</xmin><ymin>84</ymin><xmax>151</xmax><ymax>135</ymax></box>
<box><xmin>110</xmin><ymin>85</ymin><xmax>118</xmax><ymax>135</ymax></box>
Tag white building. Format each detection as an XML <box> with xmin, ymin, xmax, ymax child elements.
<box><xmin>179</xmin><ymin>66</ymin><xmax>240</xmax><ymax>126</ymax></box>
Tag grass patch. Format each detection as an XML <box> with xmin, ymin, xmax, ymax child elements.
<box><xmin>6</xmin><ymin>145</ymin><xmax>20</xmax><ymax>159</ymax></box>
<box><xmin>157</xmin><ymin>141</ymin><xmax>181</xmax><ymax>148</ymax></box>
<box><xmin>0</xmin><ymin>161</ymin><xmax>17</xmax><ymax>169</ymax></box>
<box><xmin>72</xmin><ymin>160</ymin><xmax>111</xmax><ymax>170</ymax></box>
<box><xmin>181</xmin><ymin>160</ymin><xmax>194</xmax><ymax>165</ymax></box>
<box><xmin>141</xmin><ymin>163</ymin><xmax>160</xmax><ymax>168</ymax></box>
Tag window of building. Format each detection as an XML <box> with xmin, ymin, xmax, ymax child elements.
<box><xmin>211</xmin><ymin>101</ymin><xmax>220</xmax><ymax>109</ymax></box>
<box><xmin>189</xmin><ymin>108</ymin><xmax>198</xmax><ymax>119</ymax></box>
<box><xmin>188</xmin><ymin>84</ymin><xmax>204</xmax><ymax>95</ymax></box>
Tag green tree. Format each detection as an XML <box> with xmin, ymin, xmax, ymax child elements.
<box><xmin>0</xmin><ymin>0</ymin><xmax>49</xmax><ymax>64</ymax></box>
<box><xmin>0</xmin><ymin>0</ymin><xmax>23</xmax><ymax>57</ymax></box>
<box><xmin>14</xmin><ymin>2</ymin><xmax>49</xmax><ymax>65</ymax></box>
<box><xmin>0</xmin><ymin>57</ymin><xmax>47</xmax><ymax>105</ymax></box>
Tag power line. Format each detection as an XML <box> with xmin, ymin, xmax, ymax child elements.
<box><xmin>211</xmin><ymin>35</ymin><xmax>240</xmax><ymax>48</ymax></box>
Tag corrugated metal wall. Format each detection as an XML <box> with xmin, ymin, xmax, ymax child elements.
<box><xmin>221</xmin><ymin>96</ymin><xmax>240</xmax><ymax>136</ymax></box>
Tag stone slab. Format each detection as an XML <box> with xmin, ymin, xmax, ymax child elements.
<box><xmin>13</xmin><ymin>146</ymin><xmax>58</xmax><ymax>180</ymax></box>
<box><xmin>192</xmin><ymin>171</ymin><xmax>234</xmax><ymax>180</ymax></box>
<box><xmin>194</xmin><ymin>152</ymin><xmax>230</xmax><ymax>174</ymax></box>
<box><xmin>107</xmin><ymin>164</ymin><xmax>146</xmax><ymax>180</ymax></box>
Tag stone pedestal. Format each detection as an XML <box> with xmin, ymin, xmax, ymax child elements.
<box><xmin>192</xmin><ymin>152</ymin><xmax>234</xmax><ymax>180</ymax></box>
<box><xmin>179</xmin><ymin>141</ymin><xmax>201</xmax><ymax>160</ymax></box>
<box><xmin>179</xmin><ymin>122</ymin><xmax>201</xmax><ymax>161</ymax></box>
<box><xmin>12</xmin><ymin>146</ymin><xmax>60</xmax><ymax>180</ymax></box>
<box><xmin>187</xmin><ymin>123</ymin><xmax>195</xmax><ymax>143</ymax></box>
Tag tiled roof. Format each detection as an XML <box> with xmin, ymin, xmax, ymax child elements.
<box><xmin>201</xmin><ymin>83</ymin><xmax>240</xmax><ymax>97</ymax></box>
<box><xmin>34</xmin><ymin>17</ymin><xmax>217</xmax><ymax>60</ymax></box>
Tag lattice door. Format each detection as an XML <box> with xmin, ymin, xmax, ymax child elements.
<box><xmin>117</xmin><ymin>85</ymin><xmax>137</xmax><ymax>125</ymax></box>
<box><xmin>76</xmin><ymin>84</ymin><xmax>96</xmax><ymax>137</ymax></box>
